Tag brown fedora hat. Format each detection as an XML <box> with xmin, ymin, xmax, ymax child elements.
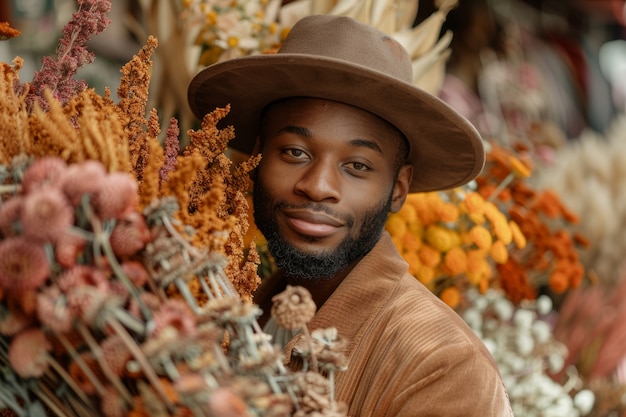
<box><xmin>187</xmin><ymin>14</ymin><xmax>485</xmax><ymax>193</ymax></box>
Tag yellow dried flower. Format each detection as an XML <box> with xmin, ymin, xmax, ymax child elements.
<box><xmin>416</xmin><ymin>265</ymin><xmax>436</xmax><ymax>286</ymax></box>
<box><xmin>509</xmin><ymin>155</ymin><xmax>531</xmax><ymax>178</ymax></box>
<box><xmin>437</xmin><ymin>201</ymin><xmax>460</xmax><ymax>223</ymax></box>
<box><xmin>462</xmin><ymin>192</ymin><xmax>486</xmax><ymax>215</ymax></box>
<box><xmin>425</xmin><ymin>225</ymin><xmax>455</xmax><ymax>252</ymax></box>
<box><xmin>509</xmin><ymin>220</ymin><xmax>527</xmax><ymax>249</ymax></box>
<box><xmin>469</xmin><ymin>225</ymin><xmax>492</xmax><ymax>250</ymax></box>
<box><xmin>386</xmin><ymin>214</ymin><xmax>407</xmax><ymax>238</ymax></box>
<box><xmin>466</xmin><ymin>250</ymin><xmax>491</xmax><ymax>284</ymax></box>
<box><xmin>489</xmin><ymin>240</ymin><xmax>509</xmax><ymax>264</ymax></box>
<box><xmin>484</xmin><ymin>202</ymin><xmax>512</xmax><ymax>245</ymax></box>
<box><xmin>396</xmin><ymin>201</ymin><xmax>418</xmax><ymax>224</ymax></box>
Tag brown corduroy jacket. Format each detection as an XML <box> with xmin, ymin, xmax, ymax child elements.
<box><xmin>255</xmin><ymin>231</ymin><xmax>514</xmax><ymax>417</ymax></box>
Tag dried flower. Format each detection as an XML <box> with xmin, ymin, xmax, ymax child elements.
<box><xmin>26</xmin><ymin>0</ymin><xmax>112</xmax><ymax>111</ymax></box>
<box><xmin>93</xmin><ymin>171</ymin><xmax>139</xmax><ymax>220</ymax></box>
<box><xmin>20</xmin><ymin>156</ymin><xmax>67</xmax><ymax>193</ymax></box>
<box><xmin>21</xmin><ymin>187</ymin><xmax>74</xmax><ymax>243</ymax></box>
<box><xmin>0</xmin><ymin>236</ymin><xmax>50</xmax><ymax>292</ymax></box>
<box><xmin>271</xmin><ymin>285</ymin><xmax>317</xmax><ymax>330</ymax></box>
<box><xmin>8</xmin><ymin>328</ymin><xmax>52</xmax><ymax>378</ymax></box>
<box><xmin>36</xmin><ymin>285</ymin><xmax>74</xmax><ymax>334</ymax></box>
<box><xmin>159</xmin><ymin>117</ymin><xmax>180</xmax><ymax>185</ymax></box>
<box><xmin>59</xmin><ymin>159</ymin><xmax>107</xmax><ymax>205</ymax></box>
<box><xmin>0</xmin><ymin>196</ymin><xmax>23</xmax><ymax>237</ymax></box>
<box><xmin>109</xmin><ymin>211</ymin><xmax>152</xmax><ymax>257</ymax></box>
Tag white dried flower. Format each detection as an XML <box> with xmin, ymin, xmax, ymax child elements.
<box><xmin>573</xmin><ymin>389</ymin><xmax>595</xmax><ymax>415</ymax></box>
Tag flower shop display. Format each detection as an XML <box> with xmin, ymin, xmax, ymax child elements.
<box><xmin>459</xmin><ymin>288</ymin><xmax>595</xmax><ymax>417</ymax></box>
<box><xmin>0</xmin><ymin>2</ymin><xmax>347</xmax><ymax>416</ymax></box>
<box><xmin>532</xmin><ymin>114</ymin><xmax>626</xmax><ymax>288</ymax></box>
<box><xmin>385</xmin><ymin>140</ymin><xmax>589</xmax><ymax>308</ymax></box>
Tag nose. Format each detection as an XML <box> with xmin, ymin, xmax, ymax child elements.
<box><xmin>294</xmin><ymin>159</ymin><xmax>341</xmax><ymax>202</ymax></box>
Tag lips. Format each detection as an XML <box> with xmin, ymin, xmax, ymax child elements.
<box><xmin>283</xmin><ymin>209</ymin><xmax>344</xmax><ymax>237</ymax></box>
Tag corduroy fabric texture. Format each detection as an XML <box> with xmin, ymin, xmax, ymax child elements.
<box><xmin>256</xmin><ymin>232</ymin><xmax>513</xmax><ymax>417</ymax></box>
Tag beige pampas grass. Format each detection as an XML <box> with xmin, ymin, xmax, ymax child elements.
<box><xmin>280</xmin><ymin>0</ymin><xmax>456</xmax><ymax>94</ymax></box>
<box><xmin>532</xmin><ymin>115</ymin><xmax>626</xmax><ymax>286</ymax></box>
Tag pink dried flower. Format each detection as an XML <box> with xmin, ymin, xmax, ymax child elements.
<box><xmin>127</xmin><ymin>292</ymin><xmax>162</xmax><ymax>318</ymax></box>
<box><xmin>101</xmin><ymin>335</ymin><xmax>132</xmax><ymax>376</ymax></box>
<box><xmin>100</xmin><ymin>385</ymin><xmax>125</xmax><ymax>417</ymax></box>
<box><xmin>54</xmin><ymin>231</ymin><xmax>87</xmax><ymax>268</ymax></box>
<box><xmin>36</xmin><ymin>285</ymin><xmax>74</xmax><ymax>334</ymax></box>
<box><xmin>57</xmin><ymin>264</ymin><xmax>110</xmax><ymax>293</ymax></box>
<box><xmin>108</xmin><ymin>211</ymin><xmax>151</xmax><ymax>257</ymax></box>
<box><xmin>21</xmin><ymin>188</ymin><xmax>74</xmax><ymax>243</ymax></box>
<box><xmin>159</xmin><ymin>117</ymin><xmax>180</xmax><ymax>185</ymax></box>
<box><xmin>8</xmin><ymin>328</ymin><xmax>52</xmax><ymax>378</ymax></box>
<box><xmin>26</xmin><ymin>0</ymin><xmax>112</xmax><ymax>111</ymax></box>
<box><xmin>151</xmin><ymin>299</ymin><xmax>196</xmax><ymax>337</ymax></box>
<box><xmin>60</xmin><ymin>159</ymin><xmax>107</xmax><ymax>205</ymax></box>
<box><xmin>0</xmin><ymin>304</ymin><xmax>33</xmax><ymax>336</ymax></box>
<box><xmin>21</xmin><ymin>156</ymin><xmax>67</xmax><ymax>193</ymax></box>
<box><xmin>66</xmin><ymin>283</ymin><xmax>117</xmax><ymax>328</ymax></box>
<box><xmin>0</xmin><ymin>236</ymin><xmax>50</xmax><ymax>292</ymax></box>
<box><xmin>207</xmin><ymin>387</ymin><xmax>250</xmax><ymax>417</ymax></box>
<box><xmin>93</xmin><ymin>171</ymin><xmax>139</xmax><ymax>220</ymax></box>
<box><xmin>0</xmin><ymin>196</ymin><xmax>23</xmax><ymax>237</ymax></box>
<box><xmin>120</xmin><ymin>261</ymin><xmax>150</xmax><ymax>288</ymax></box>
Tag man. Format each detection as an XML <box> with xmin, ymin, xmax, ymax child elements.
<box><xmin>188</xmin><ymin>14</ymin><xmax>513</xmax><ymax>417</ymax></box>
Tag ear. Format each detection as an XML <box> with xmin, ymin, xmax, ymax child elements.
<box><xmin>390</xmin><ymin>164</ymin><xmax>413</xmax><ymax>213</ymax></box>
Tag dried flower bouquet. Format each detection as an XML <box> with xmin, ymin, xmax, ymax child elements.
<box><xmin>0</xmin><ymin>2</ymin><xmax>346</xmax><ymax>416</ymax></box>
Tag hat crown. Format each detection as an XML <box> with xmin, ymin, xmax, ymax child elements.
<box><xmin>278</xmin><ymin>15</ymin><xmax>413</xmax><ymax>84</ymax></box>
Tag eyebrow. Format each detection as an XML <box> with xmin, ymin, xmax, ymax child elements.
<box><xmin>277</xmin><ymin>125</ymin><xmax>383</xmax><ymax>155</ymax></box>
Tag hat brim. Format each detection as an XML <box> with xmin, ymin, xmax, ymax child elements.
<box><xmin>188</xmin><ymin>53</ymin><xmax>485</xmax><ymax>193</ymax></box>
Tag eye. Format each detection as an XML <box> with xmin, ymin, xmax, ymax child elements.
<box><xmin>281</xmin><ymin>147</ymin><xmax>309</xmax><ymax>161</ymax></box>
<box><xmin>347</xmin><ymin>161</ymin><xmax>371</xmax><ymax>172</ymax></box>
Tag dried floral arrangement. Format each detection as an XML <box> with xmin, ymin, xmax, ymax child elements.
<box><xmin>384</xmin><ymin>184</ymin><xmax>527</xmax><ymax>309</ymax></box>
<box><xmin>0</xmin><ymin>1</ymin><xmax>347</xmax><ymax>416</ymax></box>
<box><xmin>532</xmin><ymin>114</ymin><xmax>626</xmax><ymax>288</ymax></box>
<box><xmin>475</xmin><ymin>142</ymin><xmax>590</xmax><ymax>305</ymax></box>
<box><xmin>459</xmin><ymin>288</ymin><xmax>596</xmax><ymax>417</ymax></box>
<box><xmin>384</xmin><ymin>140</ymin><xmax>590</xmax><ymax>308</ymax></box>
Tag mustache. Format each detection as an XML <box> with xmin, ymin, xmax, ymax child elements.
<box><xmin>274</xmin><ymin>201</ymin><xmax>354</xmax><ymax>228</ymax></box>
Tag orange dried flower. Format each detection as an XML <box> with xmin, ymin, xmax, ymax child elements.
<box><xmin>416</xmin><ymin>265</ymin><xmax>436</xmax><ymax>286</ymax></box>
<box><xmin>440</xmin><ymin>287</ymin><xmax>461</xmax><ymax>309</ymax></box>
<box><xmin>443</xmin><ymin>246</ymin><xmax>467</xmax><ymax>276</ymax></box>
<box><xmin>418</xmin><ymin>244</ymin><xmax>441</xmax><ymax>268</ymax></box>
<box><xmin>548</xmin><ymin>270</ymin><xmax>569</xmax><ymax>294</ymax></box>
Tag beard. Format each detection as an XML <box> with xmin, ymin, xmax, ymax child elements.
<box><xmin>253</xmin><ymin>180</ymin><xmax>392</xmax><ymax>280</ymax></box>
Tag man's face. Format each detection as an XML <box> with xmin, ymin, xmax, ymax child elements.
<box><xmin>253</xmin><ymin>98</ymin><xmax>412</xmax><ymax>280</ymax></box>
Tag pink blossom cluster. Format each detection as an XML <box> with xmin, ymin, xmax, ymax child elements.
<box><xmin>0</xmin><ymin>157</ymin><xmax>150</xmax><ymax>376</ymax></box>
<box><xmin>26</xmin><ymin>0</ymin><xmax>112</xmax><ymax>112</ymax></box>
